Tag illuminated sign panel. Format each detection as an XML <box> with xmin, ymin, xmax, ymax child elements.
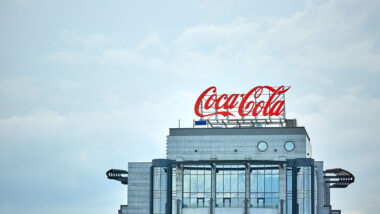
<box><xmin>194</xmin><ymin>86</ymin><xmax>290</xmax><ymax>120</ymax></box>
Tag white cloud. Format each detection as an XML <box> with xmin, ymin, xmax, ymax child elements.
<box><xmin>46</xmin><ymin>0</ymin><xmax>380</xmax><ymax>82</ymax></box>
<box><xmin>100</xmin><ymin>49</ymin><xmax>143</xmax><ymax>66</ymax></box>
<box><xmin>47</xmin><ymin>51</ymin><xmax>97</xmax><ymax>66</ymax></box>
<box><xmin>174</xmin><ymin>17</ymin><xmax>259</xmax><ymax>48</ymax></box>
<box><xmin>62</xmin><ymin>32</ymin><xmax>110</xmax><ymax>48</ymax></box>
<box><xmin>137</xmin><ymin>31</ymin><xmax>161</xmax><ymax>49</ymax></box>
<box><xmin>174</xmin><ymin>0</ymin><xmax>380</xmax><ymax>76</ymax></box>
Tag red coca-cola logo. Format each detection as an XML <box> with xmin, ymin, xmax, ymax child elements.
<box><xmin>194</xmin><ymin>86</ymin><xmax>290</xmax><ymax>118</ymax></box>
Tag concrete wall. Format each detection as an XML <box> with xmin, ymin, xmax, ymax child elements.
<box><xmin>315</xmin><ymin>161</ymin><xmax>331</xmax><ymax>214</ymax></box>
<box><xmin>215</xmin><ymin>207</ymin><xmax>244</xmax><ymax>214</ymax></box>
<box><xmin>306</xmin><ymin>138</ymin><xmax>313</xmax><ymax>158</ymax></box>
<box><xmin>125</xmin><ymin>162</ymin><xmax>152</xmax><ymax>214</ymax></box>
<box><xmin>181</xmin><ymin>207</ymin><xmax>278</xmax><ymax>214</ymax></box>
<box><xmin>250</xmin><ymin>208</ymin><xmax>278</xmax><ymax>214</ymax></box>
<box><xmin>167</xmin><ymin>134</ymin><xmax>308</xmax><ymax>161</ymax></box>
<box><xmin>182</xmin><ymin>208</ymin><xmax>209</xmax><ymax>214</ymax></box>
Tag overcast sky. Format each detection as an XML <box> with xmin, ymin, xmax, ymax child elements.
<box><xmin>0</xmin><ymin>0</ymin><xmax>379</xmax><ymax>214</ymax></box>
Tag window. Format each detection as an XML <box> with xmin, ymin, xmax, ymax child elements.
<box><xmin>172</xmin><ymin>168</ymin><xmax>176</xmax><ymax>214</ymax></box>
<box><xmin>197</xmin><ymin>198</ymin><xmax>204</xmax><ymax>207</ymax></box>
<box><xmin>183</xmin><ymin>165</ymin><xmax>211</xmax><ymax>208</ymax></box>
<box><xmin>216</xmin><ymin>165</ymin><xmax>245</xmax><ymax>207</ymax></box>
<box><xmin>251</xmin><ymin>166</ymin><xmax>279</xmax><ymax>208</ymax></box>
<box><xmin>286</xmin><ymin>166</ymin><xmax>314</xmax><ymax>214</ymax></box>
<box><xmin>286</xmin><ymin>166</ymin><xmax>313</xmax><ymax>214</ymax></box>
<box><xmin>257</xmin><ymin>198</ymin><xmax>265</xmax><ymax>207</ymax></box>
<box><xmin>257</xmin><ymin>141</ymin><xmax>268</xmax><ymax>152</ymax></box>
<box><xmin>223</xmin><ymin>198</ymin><xmax>231</xmax><ymax>207</ymax></box>
<box><xmin>284</xmin><ymin>141</ymin><xmax>295</xmax><ymax>151</ymax></box>
<box><xmin>153</xmin><ymin>167</ymin><xmax>167</xmax><ymax>214</ymax></box>
<box><xmin>298</xmin><ymin>167</ymin><xmax>312</xmax><ymax>214</ymax></box>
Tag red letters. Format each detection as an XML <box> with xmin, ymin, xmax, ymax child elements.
<box><xmin>194</xmin><ymin>86</ymin><xmax>290</xmax><ymax>118</ymax></box>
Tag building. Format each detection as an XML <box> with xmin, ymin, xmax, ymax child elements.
<box><xmin>106</xmin><ymin>87</ymin><xmax>354</xmax><ymax>214</ymax></box>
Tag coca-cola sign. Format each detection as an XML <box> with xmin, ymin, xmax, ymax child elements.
<box><xmin>194</xmin><ymin>86</ymin><xmax>290</xmax><ymax>118</ymax></box>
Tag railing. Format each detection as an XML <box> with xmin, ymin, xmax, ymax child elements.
<box><xmin>193</xmin><ymin>118</ymin><xmax>297</xmax><ymax>128</ymax></box>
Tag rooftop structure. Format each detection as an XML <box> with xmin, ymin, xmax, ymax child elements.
<box><xmin>107</xmin><ymin>86</ymin><xmax>354</xmax><ymax>214</ymax></box>
<box><xmin>107</xmin><ymin>124</ymin><xmax>354</xmax><ymax>214</ymax></box>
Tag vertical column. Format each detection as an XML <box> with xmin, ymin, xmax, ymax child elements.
<box><xmin>150</xmin><ymin>166</ymin><xmax>154</xmax><ymax>214</ymax></box>
<box><xmin>211</xmin><ymin>163</ymin><xmax>216</xmax><ymax>214</ymax></box>
<box><xmin>279</xmin><ymin>164</ymin><xmax>286</xmax><ymax>214</ymax></box>
<box><xmin>292</xmin><ymin>166</ymin><xmax>298</xmax><ymax>214</ymax></box>
<box><xmin>244</xmin><ymin>163</ymin><xmax>250</xmax><ymax>214</ymax></box>
<box><xmin>167</xmin><ymin>166</ymin><xmax>172</xmax><ymax>214</ymax></box>
<box><xmin>175</xmin><ymin>164</ymin><xmax>183</xmax><ymax>214</ymax></box>
<box><xmin>314</xmin><ymin>162</ymin><xmax>324</xmax><ymax>214</ymax></box>
<box><xmin>324</xmin><ymin>180</ymin><xmax>330</xmax><ymax>207</ymax></box>
<box><xmin>311</xmin><ymin>166</ymin><xmax>315</xmax><ymax>214</ymax></box>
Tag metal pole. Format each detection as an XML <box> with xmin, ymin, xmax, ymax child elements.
<box><xmin>244</xmin><ymin>163</ymin><xmax>251</xmax><ymax>214</ymax></box>
<box><xmin>292</xmin><ymin>166</ymin><xmax>298</xmax><ymax>214</ymax></box>
<box><xmin>211</xmin><ymin>163</ymin><xmax>216</xmax><ymax>214</ymax></box>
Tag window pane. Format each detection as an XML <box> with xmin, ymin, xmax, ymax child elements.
<box><xmin>216</xmin><ymin>198</ymin><xmax>223</xmax><ymax>207</ymax></box>
<box><xmin>258</xmin><ymin>170</ymin><xmax>264</xmax><ymax>192</ymax></box>
<box><xmin>198</xmin><ymin>174</ymin><xmax>204</xmax><ymax>192</ymax></box>
<box><xmin>217</xmin><ymin>173</ymin><xmax>223</xmax><ymax>192</ymax></box>
<box><xmin>272</xmin><ymin>173</ymin><xmax>279</xmax><ymax>192</ymax></box>
<box><xmin>265</xmin><ymin>172</ymin><xmax>272</xmax><ymax>192</ymax></box>
<box><xmin>184</xmin><ymin>176</ymin><xmax>190</xmax><ymax>192</ymax></box>
<box><xmin>215</xmin><ymin>165</ymin><xmax>245</xmax><ymax>208</ymax></box>
<box><xmin>205</xmin><ymin>174</ymin><xmax>211</xmax><ymax>192</ymax></box>
<box><xmin>182</xmin><ymin>166</ymin><xmax>212</xmax><ymax>209</ymax></box>
<box><xmin>239</xmin><ymin>173</ymin><xmax>245</xmax><ymax>192</ymax></box>
<box><xmin>190</xmin><ymin>198</ymin><xmax>197</xmax><ymax>208</ymax></box>
<box><xmin>251</xmin><ymin>166</ymin><xmax>280</xmax><ymax>209</ymax></box>
<box><xmin>251</xmin><ymin>172</ymin><xmax>258</xmax><ymax>192</ymax></box>
<box><xmin>191</xmin><ymin>174</ymin><xmax>197</xmax><ymax>192</ymax></box>
<box><xmin>231</xmin><ymin>174</ymin><xmax>238</xmax><ymax>192</ymax></box>
<box><xmin>224</xmin><ymin>174</ymin><xmax>231</xmax><ymax>192</ymax></box>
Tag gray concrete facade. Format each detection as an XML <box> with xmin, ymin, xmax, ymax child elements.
<box><xmin>167</xmin><ymin>127</ymin><xmax>311</xmax><ymax>161</ymax></box>
<box><xmin>122</xmin><ymin>162</ymin><xmax>152</xmax><ymax>214</ymax></box>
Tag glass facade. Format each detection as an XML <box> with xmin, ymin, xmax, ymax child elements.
<box><xmin>286</xmin><ymin>166</ymin><xmax>314</xmax><ymax>214</ymax></box>
<box><xmin>250</xmin><ymin>165</ymin><xmax>279</xmax><ymax>208</ymax></box>
<box><xmin>216</xmin><ymin>165</ymin><xmax>245</xmax><ymax>207</ymax></box>
<box><xmin>297</xmin><ymin>166</ymin><xmax>312</xmax><ymax>214</ymax></box>
<box><xmin>153</xmin><ymin>167</ymin><xmax>168</xmax><ymax>214</ymax></box>
<box><xmin>182</xmin><ymin>165</ymin><xmax>212</xmax><ymax>208</ymax></box>
<box><xmin>151</xmin><ymin>160</ymin><xmax>315</xmax><ymax>214</ymax></box>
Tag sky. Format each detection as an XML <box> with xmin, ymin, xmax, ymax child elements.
<box><xmin>0</xmin><ymin>0</ymin><xmax>379</xmax><ymax>213</ymax></box>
